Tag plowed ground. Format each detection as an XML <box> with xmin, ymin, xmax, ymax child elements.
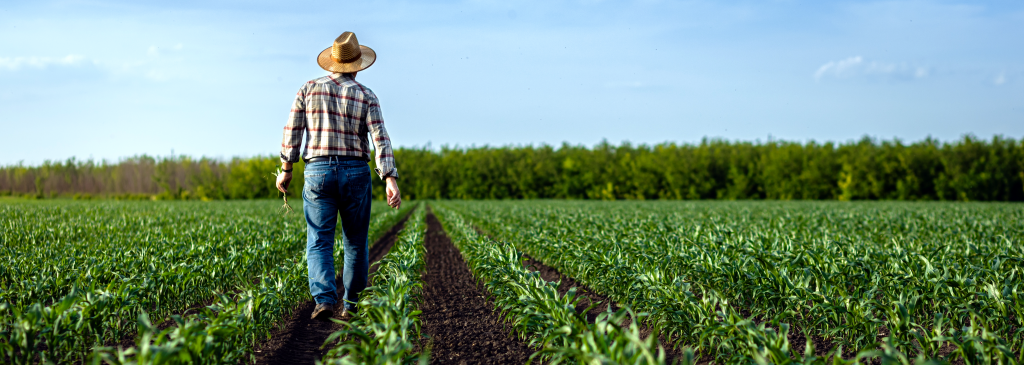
<box><xmin>419</xmin><ymin>210</ymin><xmax>533</xmax><ymax>364</ymax></box>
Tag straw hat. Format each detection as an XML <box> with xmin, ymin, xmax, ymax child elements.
<box><xmin>317</xmin><ymin>32</ymin><xmax>376</xmax><ymax>73</ymax></box>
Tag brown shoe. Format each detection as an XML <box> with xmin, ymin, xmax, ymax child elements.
<box><xmin>311</xmin><ymin>303</ymin><xmax>334</xmax><ymax>321</ymax></box>
<box><xmin>339</xmin><ymin>309</ymin><xmax>353</xmax><ymax>321</ymax></box>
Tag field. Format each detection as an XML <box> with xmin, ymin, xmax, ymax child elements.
<box><xmin>1</xmin><ymin>199</ymin><xmax>1022</xmax><ymax>364</ymax></box>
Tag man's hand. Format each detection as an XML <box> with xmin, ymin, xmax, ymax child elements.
<box><xmin>276</xmin><ymin>162</ymin><xmax>294</xmax><ymax>194</ymax></box>
<box><xmin>385</xmin><ymin>176</ymin><xmax>401</xmax><ymax>209</ymax></box>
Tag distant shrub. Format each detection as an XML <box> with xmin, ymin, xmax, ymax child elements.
<box><xmin>2</xmin><ymin>135</ymin><xmax>1022</xmax><ymax>201</ymax></box>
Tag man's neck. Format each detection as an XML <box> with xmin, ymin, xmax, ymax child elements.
<box><xmin>332</xmin><ymin>72</ymin><xmax>356</xmax><ymax>80</ymax></box>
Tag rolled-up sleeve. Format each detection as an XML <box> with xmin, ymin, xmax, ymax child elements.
<box><xmin>280</xmin><ymin>87</ymin><xmax>306</xmax><ymax>163</ymax></box>
<box><xmin>365</xmin><ymin>91</ymin><xmax>398</xmax><ymax>180</ymax></box>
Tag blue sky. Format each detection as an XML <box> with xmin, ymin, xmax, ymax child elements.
<box><xmin>1</xmin><ymin>0</ymin><xmax>1022</xmax><ymax>165</ymax></box>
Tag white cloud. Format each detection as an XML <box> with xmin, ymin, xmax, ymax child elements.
<box><xmin>147</xmin><ymin>44</ymin><xmax>184</xmax><ymax>57</ymax></box>
<box><xmin>815</xmin><ymin>56</ymin><xmax>930</xmax><ymax>81</ymax></box>
<box><xmin>145</xmin><ymin>69</ymin><xmax>172</xmax><ymax>82</ymax></box>
<box><xmin>994</xmin><ymin>72</ymin><xmax>1006</xmax><ymax>85</ymax></box>
<box><xmin>99</xmin><ymin>45</ymin><xmax>188</xmax><ymax>81</ymax></box>
<box><xmin>0</xmin><ymin>45</ymin><xmax>188</xmax><ymax>81</ymax></box>
<box><xmin>0</xmin><ymin>55</ymin><xmax>87</xmax><ymax>70</ymax></box>
<box><xmin>814</xmin><ymin>56</ymin><xmax>863</xmax><ymax>79</ymax></box>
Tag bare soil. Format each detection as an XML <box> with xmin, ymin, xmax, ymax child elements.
<box><xmin>418</xmin><ymin>210</ymin><xmax>534</xmax><ymax>364</ymax></box>
<box><xmin>251</xmin><ymin>212</ymin><xmax>410</xmax><ymax>365</ymax></box>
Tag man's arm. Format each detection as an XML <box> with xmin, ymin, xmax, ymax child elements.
<box><xmin>364</xmin><ymin>90</ymin><xmax>401</xmax><ymax>208</ymax></box>
<box><xmin>277</xmin><ymin>87</ymin><xmax>306</xmax><ymax>194</ymax></box>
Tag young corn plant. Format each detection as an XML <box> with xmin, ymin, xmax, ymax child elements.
<box><xmin>0</xmin><ymin>200</ymin><xmax>405</xmax><ymax>364</ymax></box>
<box><xmin>437</xmin><ymin>200</ymin><xmax>1024</xmax><ymax>363</ymax></box>
<box><xmin>533</xmin><ymin>307</ymin><xmax>671</xmax><ymax>365</ymax></box>
<box><xmin>271</xmin><ymin>168</ymin><xmax>294</xmax><ymax>214</ymax></box>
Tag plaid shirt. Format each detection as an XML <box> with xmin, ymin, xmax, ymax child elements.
<box><xmin>281</xmin><ymin>73</ymin><xmax>398</xmax><ymax>179</ymax></box>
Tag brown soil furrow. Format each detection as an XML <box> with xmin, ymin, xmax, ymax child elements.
<box><xmin>253</xmin><ymin>211</ymin><xmax>410</xmax><ymax>365</ymax></box>
<box><xmin>419</xmin><ymin>210</ymin><xmax>533</xmax><ymax>364</ymax></box>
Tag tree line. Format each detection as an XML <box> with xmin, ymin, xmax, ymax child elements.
<box><xmin>2</xmin><ymin>135</ymin><xmax>1021</xmax><ymax>201</ymax></box>
<box><xmin>0</xmin><ymin>155</ymin><xmax>288</xmax><ymax>201</ymax></box>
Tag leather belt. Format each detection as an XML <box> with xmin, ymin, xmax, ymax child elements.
<box><xmin>305</xmin><ymin>155</ymin><xmax>366</xmax><ymax>163</ymax></box>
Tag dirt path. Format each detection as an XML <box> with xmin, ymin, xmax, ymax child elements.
<box><xmin>253</xmin><ymin>212</ymin><xmax>411</xmax><ymax>365</ymax></box>
<box><xmin>419</xmin><ymin>210</ymin><xmax>533</xmax><ymax>364</ymax></box>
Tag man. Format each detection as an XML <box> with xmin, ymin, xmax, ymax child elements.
<box><xmin>276</xmin><ymin>31</ymin><xmax>401</xmax><ymax>321</ymax></box>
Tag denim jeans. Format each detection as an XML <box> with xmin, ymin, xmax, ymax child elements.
<box><xmin>302</xmin><ymin>158</ymin><xmax>372</xmax><ymax>311</ymax></box>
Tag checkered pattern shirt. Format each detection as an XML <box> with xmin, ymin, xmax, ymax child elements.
<box><xmin>281</xmin><ymin>73</ymin><xmax>398</xmax><ymax>179</ymax></box>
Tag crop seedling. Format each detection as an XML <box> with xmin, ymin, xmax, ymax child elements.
<box><xmin>0</xmin><ymin>200</ymin><xmax>409</xmax><ymax>364</ymax></box>
<box><xmin>437</xmin><ymin>200</ymin><xmax>1024</xmax><ymax>363</ymax></box>
<box><xmin>271</xmin><ymin>168</ymin><xmax>294</xmax><ymax>214</ymax></box>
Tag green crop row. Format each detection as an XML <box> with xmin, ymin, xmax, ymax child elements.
<box><xmin>432</xmin><ymin>204</ymin><xmax>669</xmax><ymax>364</ymax></box>
<box><xmin>98</xmin><ymin>203</ymin><xmax>414</xmax><ymax>365</ymax></box>
<box><xmin>94</xmin><ymin>260</ymin><xmax>311</xmax><ymax>364</ymax></box>
<box><xmin>441</xmin><ymin>201</ymin><xmax>1023</xmax><ymax>364</ymax></box>
<box><xmin>320</xmin><ymin>205</ymin><xmax>427</xmax><ymax>365</ymax></box>
<box><xmin>0</xmin><ymin>200</ymin><xmax>306</xmax><ymax>363</ymax></box>
<box><xmin>0</xmin><ymin>200</ymin><xmax>410</xmax><ymax>364</ymax></box>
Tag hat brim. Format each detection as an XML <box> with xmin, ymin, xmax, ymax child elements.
<box><xmin>317</xmin><ymin>45</ymin><xmax>376</xmax><ymax>73</ymax></box>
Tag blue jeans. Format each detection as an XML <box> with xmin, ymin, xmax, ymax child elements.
<box><xmin>302</xmin><ymin>158</ymin><xmax>372</xmax><ymax>311</ymax></box>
